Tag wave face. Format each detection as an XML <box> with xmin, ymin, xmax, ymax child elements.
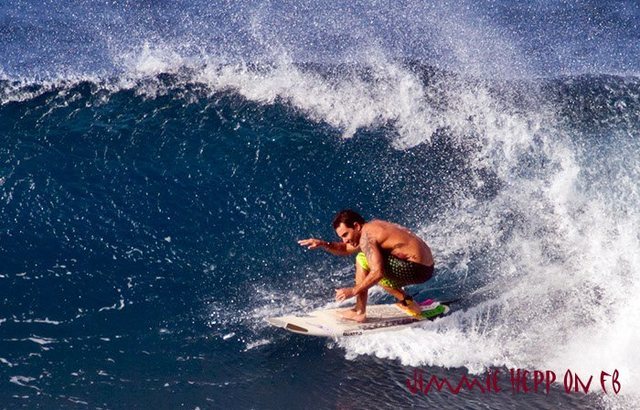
<box><xmin>2</xmin><ymin>1</ymin><xmax>639</xmax><ymax>409</ymax></box>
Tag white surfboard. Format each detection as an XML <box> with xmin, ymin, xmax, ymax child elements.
<box><xmin>266</xmin><ymin>300</ymin><xmax>450</xmax><ymax>337</ymax></box>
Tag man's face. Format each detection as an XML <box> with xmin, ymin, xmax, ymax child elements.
<box><xmin>335</xmin><ymin>222</ymin><xmax>361</xmax><ymax>247</ymax></box>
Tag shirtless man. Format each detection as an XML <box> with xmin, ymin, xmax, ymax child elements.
<box><xmin>298</xmin><ymin>209</ymin><xmax>434</xmax><ymax>322</ymax></box>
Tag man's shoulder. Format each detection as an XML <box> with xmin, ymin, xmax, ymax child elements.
<box><xmin>365</xmin><ymin>219</ymin><xmax>413</xmax><ymax>237</ymax></box>
<box><xmin>365</xmin><ymin>219</ymin><xmax>393</xmax><ymax>228</ymax></box>
<box><xmin>362</xmin><ymin>219</ymin><xmax>392</xmax><ymax>237</ymax></box>
<box><xmin>363</xmin><ymin>219</ymin><xmax>382</xmax><ymax>230</ymax></box>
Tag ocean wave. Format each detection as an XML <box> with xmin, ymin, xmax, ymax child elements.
<box><xmin>1</xmin><ymin>55</ymin><xmax>639</xmax><ymax>408</ymax></box>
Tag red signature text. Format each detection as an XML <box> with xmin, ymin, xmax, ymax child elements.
<box><xmin>406</xmin><ymin>368</ymin><xmax>621</xmax><ymax>395</ymax></box>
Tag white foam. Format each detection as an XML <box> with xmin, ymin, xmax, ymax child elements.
<box><xmin>120</xmin><ymin>42</ymin><xmax>186</xmax><ymax>77</ymax></box>
<box><xmin>27</xmin><ymin>337</ymin><xmax>56</xmax><ymax>345</ymax></box>
<box><xmin>98</xmin><ymin>295</ymin><xmax>126</xmax><ymax>312</ymax></box>
<box><xmin>9</xmin><ymin>376</ymin><xmax>39</xmax><ymax>390</ymax></box>
<box><xmin>244</xmin><ymin>339</ymin><xmax>271</xmax><ymax>351</ymax></box>
<box><xmin>14</xmin><ymin>318</ymin><xmax>62</xmax><ymax>325</ymax></box>
<box><xmin>67</xmin><ymin>397</ymin><xmax>89</xmax><ymax>405</ymax></box>
<box><xmin>318</xmin><ymin>72</ymin><xmax>640</xmax><ymax>408</ymax></box>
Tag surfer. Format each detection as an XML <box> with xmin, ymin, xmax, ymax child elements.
<box><xmin>298</xmin><ymin>209</ymin><xmax>434</xmax><ymax>322</ymax></box>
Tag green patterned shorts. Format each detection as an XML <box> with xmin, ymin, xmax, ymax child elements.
<box><xmin>356</xmin><ymin>252</ymin><xmax>433</xmax><ymax>289</ymax></box>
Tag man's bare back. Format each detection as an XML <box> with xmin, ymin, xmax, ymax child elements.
<box><xmin>362</xmin><ymin>220</ymin><xmax>433</xmax><ymax>267</ymax></box>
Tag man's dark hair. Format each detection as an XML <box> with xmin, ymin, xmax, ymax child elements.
<box><xmin>332</xmin><ymin>209</ymin><xmax>366</xmax><ymax>229</ymax></box>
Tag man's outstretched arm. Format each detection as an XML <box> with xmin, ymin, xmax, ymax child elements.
<box><xmin>298</xmin><ymin>238</ymin><xmax>359</xmax><ymax>256</ymax></box>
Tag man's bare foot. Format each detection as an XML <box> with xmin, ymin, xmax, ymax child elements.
<box><xmin>339</xmin><ymin>309</ymin><xmax>367</xmax><ymax>323</ymax></box>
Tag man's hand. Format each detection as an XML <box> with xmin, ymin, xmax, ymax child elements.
<box><xmin>297</xmin><ymin>238</ymin><xmax>327</xmax><ymax>250</ymax></box>
<box><xmin>335</xmin><ymin>287</ymin><xmax>355</xmax><ymax>301</ymax></box>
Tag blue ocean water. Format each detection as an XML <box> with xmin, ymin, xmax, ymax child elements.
<box><xmin>2</xmin><ymin>1</ymin><xmax>640</xmax><ymax>409</ymax></box>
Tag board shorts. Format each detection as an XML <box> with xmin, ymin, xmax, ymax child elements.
<box><xmin>356</xmin><ymin>252</ymin><xmax>433</xmax><ymax>290</ymax></box>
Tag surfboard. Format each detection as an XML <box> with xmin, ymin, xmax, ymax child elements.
<box><xmin>265</xmin><ymin>300</ymin><xmax>450</xmax><ymax>337</ymax></box>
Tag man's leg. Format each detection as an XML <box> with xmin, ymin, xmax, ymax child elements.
<box><xmin>354</xmin><ymin>258</ymin><xmax>368</xmax><ymax>314</ymax></box>
<box><xmin>379</xmin><ymin>284</ymin><xmax>422</xmax><ymax>316</ymax></box>
<box><xmin>340</xmin><ymin>257</ymin><xmax>369</xmax><ymax>322</ymax></box>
